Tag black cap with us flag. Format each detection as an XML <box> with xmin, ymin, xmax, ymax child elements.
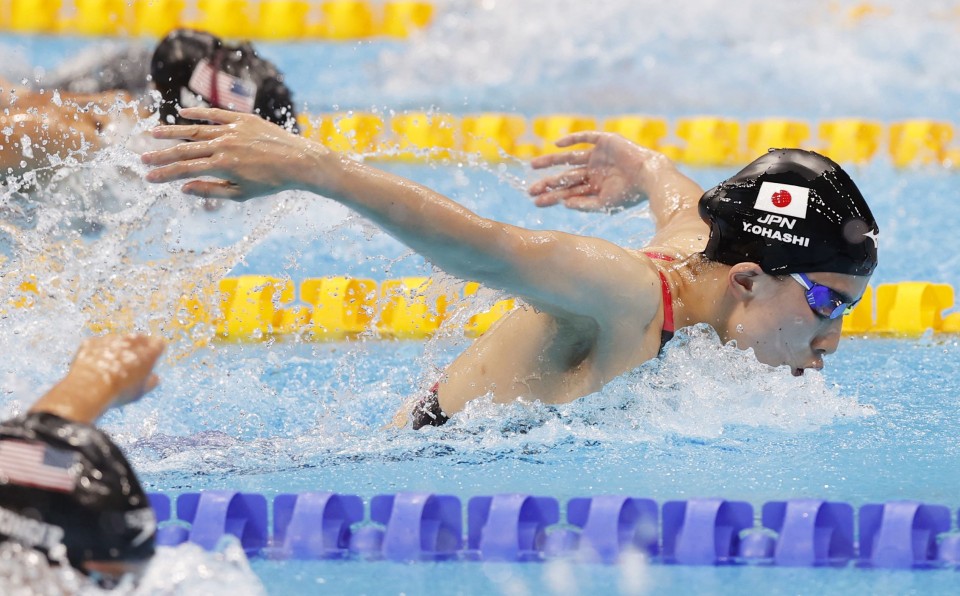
<box><xmin>150</xmin><ymin>28</ymin><xmax>299</xmax><ymax>133</ymax></box>
<box><xmin>698</xmin><ymin>148</ymin><xmax>879</xmax><ymax>276</ymax></box>
<box><xmin>0</xmin><ymin>412</ymin><xmax>155</xmax><ymax>573</ymax></box>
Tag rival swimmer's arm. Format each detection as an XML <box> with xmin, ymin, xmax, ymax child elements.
<box><xmin>528</xmin><ymin>132</ymin><xmax>704</xmax><ymax>229</ymax></box>
<box><xmin>143</xmin><ymin>108</ymin><xmax>661</xmax><ymax>325</ymax></box>
<box><xmin>30</xmin><ymin>334</ymin><xmax>165</xmax><ymax>425</ymax></box>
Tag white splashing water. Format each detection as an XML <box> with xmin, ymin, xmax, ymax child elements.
<box><xmin>0</xmin><ymin>96</ymin><xmax>357</xmax><ymax>399</ymax></box>
<box><xmin>0</xmin><ymin>540</ymin><xmax>264</xmax><ymax>595</ymax></box>
<box><xmin>449</xmin><ymin>324</ymin><xmax>873</xmax><ymax>443</ymax></box>
<box><xmin>117</xmin><ymin>324</ymin><xmax>873</xmax><ymax>485</ymax></box>
<box><xmin>378</xmin><ymin>0</ymin><xmax>960</xmax><ymax>118</ymax></box>
<box><xmin>0</xmin><ymin>5</ymin><xmax>902</xmax><ymax>588</ymax></box>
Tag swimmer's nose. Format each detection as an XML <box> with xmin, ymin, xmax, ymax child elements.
<box><xmin>811</xmin><ymin>318</ymin><xmax>843</xmax><ymax>355</ymax></box>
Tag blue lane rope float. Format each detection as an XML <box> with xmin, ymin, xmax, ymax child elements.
<box><xmin>146</xmin><ymin>491</ymin><xmax>960</xmax><ymax>569</ymax></box>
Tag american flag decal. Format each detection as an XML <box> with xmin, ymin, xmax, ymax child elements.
<box><xmin>187</xmin><ymin>59</ymin><xmax>258</xmax><ymax>114</ymax></box>
<box><xmin>0</xmin><ymin>440</ymin><xmax>78</xmax><ymax>493</ymax></box>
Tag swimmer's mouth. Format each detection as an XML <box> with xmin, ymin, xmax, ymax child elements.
<box><xmin>793</xmin><ymin>364</ymin><xmax>824</xmax><ymax>376</ymax></box>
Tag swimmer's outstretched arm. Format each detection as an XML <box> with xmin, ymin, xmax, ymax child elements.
<box><xmin>528</xmin><ymin>132</ymin><xmax>704</xmax><ymax>228</ymax></box>
<box><xmin>30</xmin><ymin>334</ymin><xmax>165</xmax><ymax>425</ymax></box>
<box><xmin>143</xmin><ymin>108</ymin><xmax>662</xmax><ymax>324</ymax></box>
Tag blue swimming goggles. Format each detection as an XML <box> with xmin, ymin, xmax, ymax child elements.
<box><xmin>790</xmin><ymin>273</ymin><xmax>859</xmax><ymax>320</ymax></box>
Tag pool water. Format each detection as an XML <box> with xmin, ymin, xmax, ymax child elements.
<box><xmin>2</xmin><ymin>1</ymin><xmax>960</xmax><ymax>594</ymax></box>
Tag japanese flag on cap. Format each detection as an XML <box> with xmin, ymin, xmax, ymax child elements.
<box><xmin>754</xmin><ymin>181</ymin><xmax>809</xmax><ymax>219</ymax></box>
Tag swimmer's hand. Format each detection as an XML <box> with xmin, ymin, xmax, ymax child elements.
<box><xmin>142</xmin><ymin>107</ymin><xmax>326</xmax><ymax>201</ymax></box>
<box><xmin>30</xmin><ymin>334</ymin><xmax>166</xmax><ymax>425</ymax></box>
<box><xmin>528</xmin><ymin>132</ymin><xmax>666</xmax><ymax>212</ymax></box>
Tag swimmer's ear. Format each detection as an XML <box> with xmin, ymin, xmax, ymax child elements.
<box><xmin>728</xmin><ymin>262</ymin><xmax>765</xmax><ymax>302</ymax></box>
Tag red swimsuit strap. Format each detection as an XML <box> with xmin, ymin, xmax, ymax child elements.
<box><xmin>642</xmin><ymin>251</ymin><xmax>675</xmax><ymax>262</ymax></box>
<box><xmin>656</xmin><ymin>271</ymin><xmax>675</xmax><ymax>333</ymax></box>
<box><xmin>643</xmin><ymin>251</ymin><xmax>675</xmax><ymax>333</ymax></box>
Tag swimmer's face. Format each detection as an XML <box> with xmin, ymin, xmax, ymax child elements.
<box><xmin>725</xmin><ymin>265</ymin><xmax>870</xmax><ymax>375</ymax></box>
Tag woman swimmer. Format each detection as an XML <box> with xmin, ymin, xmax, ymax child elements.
<box><xmin>0</xmin><ymin>29</ymin><xmax>297</xmax><ymax>182</ymax></box>
<box><xmin>140</xmin><ymin>111</ymin><xmax>878</xmax><ymax>429</ymax></box>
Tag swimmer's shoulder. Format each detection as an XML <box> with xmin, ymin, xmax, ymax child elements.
<box><xmin>600</xmin><ymin>248</ymin><xmax>671</xmax><ymax>328</ymax></box>
<box><xmin>644</xmin><ymin>217</ymin><xmax>711</xmax><ymax>256</ymax></box>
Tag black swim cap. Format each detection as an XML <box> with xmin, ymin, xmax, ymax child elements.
<box><xmin>0</xmin><ymin>412</ymin><xmax>155</xmax><ymax>572</ymax></box>
<box><xmin>699</xmin><ymin>148</ymin><xmax>879</xmax><ymax>276</ymax></box>
<box><xmin>150</xmin><ymin>28</ymin><xmax>298</xmax><ymax>132</ymax></box>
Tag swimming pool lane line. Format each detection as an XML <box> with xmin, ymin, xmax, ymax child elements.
<box><xmin>148</xmin><ymin>490</ymin><xmax>960</xmax><ymax>569</ymax></box>
<box><xmin>56</xmin><ymin>275</ymin><xmax>959</xmax><ymax>340</ymax></box>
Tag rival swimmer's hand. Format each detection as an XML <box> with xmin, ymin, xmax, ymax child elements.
<box><xmin>528</xmin><ymin>132</ymin><xmax>665</xmax><ymax>212</ymax></box>
<box><xmin>142</xmin><ymin>107</ymin><xmax>326</xmax><ymax>201</ymax></box>
<box><xmin>70</xmin><ymin>334</ymin><xmax>166</xmax><ymax>408</ymax></box>
<box><xmin>32</xmin><ymin>334</ymin><xmax>166</xmax><ymax>425</ymax></box>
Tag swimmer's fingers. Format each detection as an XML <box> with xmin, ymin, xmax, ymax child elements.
<box><xmin>75</xmin><ymin>334</ymin><xmax>165</xmax><ymax>368</ymax></box>
<box><xmin>150</xmin><ymin>124</ymin><xmax>227</xmax><ymax>143</ymax></box>
<box><xmin>532</xmin><ymin>183</ymin><xmax>591</xmax><ymax>208</ymax></box>
<box><xmin>534</xmin><ymin>184</ymin><xmax>605</xmax><ymax>211</ymax></box>
<box><xmin>72</xmin><ymin>334</ymin><xmax>166</xmax><ymax>406</ymax></box>
<box><xmin>530</xmin><ymin>150</ymin><xmax>590</xmax><ymax>170</ymax></box>
<box><xmin>562</xmin><ymin>194</ymin><xmax>606</xmax><ymax>212</ymax></box>
<box><xmin>142</xmin><ymin>373</ymin><xmax>160</xmax><ymax>396</ymax></box>
<box><xmin>528</xmin><ymin>166</ymin><xmax>589</xmax><ymax>197</ymax></box>
<box><xmin>111</xmin><ymin>336</ymin><xmax>166</xmax><ymax>406</ymax></box>
<box><xmin>130</xmin><ymin>335</ymin><xmax>167</xmax><ymax>369</ymax></box>
<box><xmin>180</xmin><ymin>179</ymin><xmax>245</xmax><ymax>200</ymax></box>
<box><xmin>531</xmin><ymin>192</ymin><xmax>562</xmax><ymax>208</ymax></box>
<box><xmin>554</xmin><ymin>131</ymin><xmax>605</xmax><ymax>148</ymax></box>
<box><xmin>145</xmin><ymin>157</ymin><xmax>219</xmax><ymax>184</ymax></box>
<box><xmin>141</xmin><ymin>141</ymin><xmax>215</xmax><ymax>167</ymax></box>
<box><xmin>178</xmin><ymin>106</ymin><xmax>246</xmax><ymax>125</ymax></box>
<box><xmin>111</xmin><ymin>372</ymin><xmax>160</xmax><ymax>408</ymax></box>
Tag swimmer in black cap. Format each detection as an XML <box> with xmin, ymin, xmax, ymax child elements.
<box><xmin>150</xmin><ymin>29</ymin><xmax>298</xmax><ymax>132</ymax></box>
<box><xmin>141</xmin><ymin>114</ymin><xmax>877</xmax><ymax>428</ymax></box>
<box><xmin>0</xmin><ymin>334</ymin><xmax>164</xmax><ymax>582</ymax></box>
<box><xmin>529</xmin><ymin>133</ymin><xmax>878</xmax><ymax>373</ymax></box>
<box><xmin>0</xmin><ymin>28</ymin><xmax>297</xmax><ymax>180</ymax></box>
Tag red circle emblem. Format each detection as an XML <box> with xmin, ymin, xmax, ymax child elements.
<box><xmin>771</xmin><ymin>190</ymin><xmax>792</xmax><ymax>208</ymax></box>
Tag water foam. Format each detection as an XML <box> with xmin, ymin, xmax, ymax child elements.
<box><xmin>377</xmin><ymin>0</ymin><xmax>960</xmax><ymax>119</ymax></box>
<box><xmin>123</xmin><ymin>323</ymin><xmax>873</xmax><ymax>484</ymax></box>
<box><xmin>0</xmin><ymin>539</ymin><xmax>264</xmax><ymax>595</ymax></box>
<box><xmin>0</xmin><ymin>97</ymin><xmax>359</xmax><ymax>395</ymax></box>
<box><xmin>436</xmin><ymin>324</ymin><xmax>873</xmax><ymax>445</ymax></box>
